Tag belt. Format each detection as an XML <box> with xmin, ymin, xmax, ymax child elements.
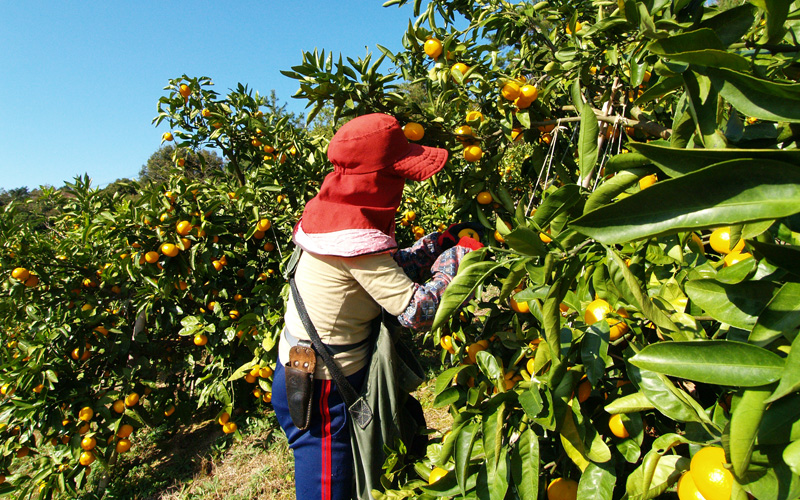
<box><xmin>283</xmin><ymin>327</ymin><xmax>372</xmax><ymax>356</ymax></box>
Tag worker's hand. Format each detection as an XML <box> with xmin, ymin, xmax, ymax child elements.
<box><xmin>438</xmin><ymin>222</ymin><xmax>485</xmax><ymax>250</ymax></box>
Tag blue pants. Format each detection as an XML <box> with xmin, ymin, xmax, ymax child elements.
<box><xmin>273</xmin><ymin>357</ymin><xmax>367</xmax><ymax>500</ymax></box>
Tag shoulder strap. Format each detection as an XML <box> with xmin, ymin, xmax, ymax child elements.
<box><xmin>289</xmin><ymin>277</ymin><xmax>363</xmax><ymax>412</ymax></box>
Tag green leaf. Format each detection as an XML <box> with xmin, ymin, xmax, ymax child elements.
<box><xmin>767</xmin><ymin>332</ymin><xmax>800</xmax><ymax>403</ymax></box>
<box><xmin>750</xmin><ymin>282</ymin><xmax>800</xmax><ymax>346</ymax></box>
<box><xmin>729</xmin><ymin>386</ymin><xmax>773</xmax><ymax>477</ymax></box>
<box><xmin>582</xmin><ymin>325</ymin><xmax>609</xmax><ymax>387</ymax></box>
<box><xmin>584</xmin><ymin>168</ymin><xmax>651</xmax><ymax>214</ymax></box>
<box><xmin>783</xmin><ymin>439</ymin><xmax>800</xmax><ymax>476</ymax></box>
<box><xmin>579</xmin><ymin>102</ymin><xmax>599</xmax><ymax>182</ymax></box>
<box><xmin>707</xmin><ymin>67</ymin><xmax>800</xmax><ymax>123</ymax></box>
<box><xmin>747</xmin><ymin>240</ymin><xmax>800</xmax><ymax>278</ymax></box>
<box><xmin>510</xmin><ymin>428</ymin><xmax>539</xmax><ymax>500</ymax></box>
<box><xmin>435</xmin><ymin>365</ymin><xmax>474</xmax><ymax>396</ymax></box>
<box><xmin>626</xmin><ymin>454</ymin><xmax>688</xmax><ymax>500</ymax></box>
<box><xmin>685</xmin><ymin>279</ymin><xmax>776</xmax><ymax>330</ymax></box>
<box><xmin>432</xmin><ymin>258</ymin><xmax>503</xmax><ymax>332</ymax></box>
<box><xmin>665</xmin><ymin>50</ymin><xmax>750</xmax><ymax>71</ymax></box>
<box><xmin>626</xmin><ymin>142</ymin><xmax>800</xmax><ymax>178</ymax></box>
<box><xmin>455</xmin><ymin>420</ymin><xmax>479</xmax><ymax>495</ymax></box>
<box><xmin>630</xmin><ymin>340</ymin><xmax>785</xmax><ymax>387</ymax></box>
<box><xmin>607</xmin><ymin>247</ymin><xmax>679</xmax><ymax>333</ymax></box>
<box><xmin>559</xmin><ymin>407</ymin><xmax>590</xmax><ymax>471</ymax></box>
<box><xmin>533</xmin><ymin>184</ymin><xmax>581</xmax><ymax>229</ymax></box>
<box><xmin>577</xmin><ymin>461</ymin><xmax>616</xmax><ymax>500</ymax></box>
<box><xmin>698</xmin><ymin>3</ymin><xmax>757</xmax><ymax>46</ymax></box>
<box><xmin>571</xmin><ymin>160</ymin><xmax>800</xmax><ymax>244</ymax></box>
<box><xmin>605</xmin><ymin>392</ymin><xmax>657</xmax><ymax>414</ymax></box>
<box><xmin>739</xmin><ymin>461</ymin><xmax>800</xmax><ymax>500</ymax></box>
<box><xmin>628</xmin><ymin>363</ymin><xmax>711</xmax><ymax>424</ymax></box>
<box><xmin>648</xmin><ymin>30</ymin><xmax>725</xmax><ymax>54</ymax></box>
<box><xmin>757</xmin><ymin>393</ymin><xmax>800</xmax><ymax>445</ymax></box>
<box><xmin>504</xmin><ymin>226</ymin><xmax>547</xmax><ymax>256</ymax></box>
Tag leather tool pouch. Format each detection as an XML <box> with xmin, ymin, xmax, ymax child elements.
<box><xmin>285</xmin><ymin>341</ymin><xmax>316</xmax><ymax>430</ymax></box>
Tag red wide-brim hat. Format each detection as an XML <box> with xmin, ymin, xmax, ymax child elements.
<box><xmin>294</xmin><ymin>113</ymin><xmax>448</xmax><ymax>257</ymax></box>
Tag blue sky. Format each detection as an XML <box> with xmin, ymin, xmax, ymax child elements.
<box><xmin>0</xmin><ymin>1</ymin><xmax>418</xmax><ymax>191</ymax></box>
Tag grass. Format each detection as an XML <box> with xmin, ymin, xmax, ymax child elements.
<box><xmin>78</xmin><ymin>410</ymin><xmax>295</xmax><ymax>500</ymax></box>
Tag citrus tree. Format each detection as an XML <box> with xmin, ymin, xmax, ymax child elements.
<box><xmin>0</xmin><ymin>79</ymin><xmax>329</xmax><ymax>498</ymax></box>
<box><xmin>2</xmin><ymin>0</ymin><xmax>800</xmax><ymax>499</ymax></box>
<box><xmin>284</xmin><ymin>0</ymin><xmax>800</xmax><ymax>498</ymax></box>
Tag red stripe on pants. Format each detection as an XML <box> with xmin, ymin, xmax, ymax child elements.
<box><xmin>320</xmin><ymin>379</ymin><xmax>332</xmax><ymax>500</ymax></box>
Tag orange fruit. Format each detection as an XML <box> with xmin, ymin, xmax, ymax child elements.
<box><xmin>176</xmin><ymin>220</ymin><xmax>193</xmax><ymax>236</ymax></box>
<box><xmin>116</xmin><ymin>438</ymin><xmax>132</xmax><ymax>453</ymax></box>
<box><xmin>440</xmin><ymin>335</ymin><xmax>456</xmax><ymax>354</ymax></box>
<box><xmin>464</xmin><ymin>145</ymin><xmax>483</xmax><ymax>162</ymax></box>
<box><xmin>709</xmin><ymin>227</ymin><xmax>745</xmax><ymax>254</ymax></box>
<box><xmin>428</xmin><ymin>467</ymin><xmax>449</xmax><ymax>485</ymax></box>
<box><xmin>577</xmin><ymin>380</ymin><xmax>592</xmax><ymax>403</ymax></box>
<box><xmin>125</xmin><ymin>392</ymin><xmax>139</xmax><ymax>407</ymax></box>
<box><xmin>466</xmin><ymin>342</ymin><xmax>488</xmax><ymax>364</ymax></box>
<box><xmin>540</xmin><ymin>231</ymin><xmax>553</xmax><ymax>244</ymax></box>
<box><xmin>466</xmin><ymin>111</ymin><xmax>484</xmax><ymax>123</ymax></box>
<box><xmin>690</xmin><ymin>446</ymin><xmax>733</xmax><ymax>500</ymax></box>
<box><xmin>639</xmin><ymin>173</ymin><xmax>657</xmax><ymax>190</ymax></box>
<box><xmin>454</xmin><ymin>125</ymin><xmax>473</xmax><ymax>141</ymax></box>
<box><xmin>165</xmin><ymin>405</ymin><xmax>176</xmax><ymax>416</ymax></box>
<box><xmin>424</xmin><ymin>38</ymin><xmax>443</xmax><ymax>59</ymax></box>
<box><xmin>547</xmin><ymin>477</ymin><xmax>578</xmax><ymax>500</ymax></box>
<box><xmin>218</xmin><ymin>412</ymin><xmax>230</xmax><ymax>425</ymax></box>
<box><xmin>212</xmin><ymin>260</ymin><xmax>223</xmax><ymax>271</ymax></box>
<box><xmin>24</xmin><ymin>275</ymin><xmax>39</xmax><ymax>287</ymax></box>
<box><xmin>263</xmin><ymin>392</ymin><xmax>273</xmax><ymax>403</ymax></box>
<box><xmin>81</xmin><ymin>436</ymin><xmax>96</xmax><ymax>451</ymax></box>
<box><xmin>677</xmin><ymin>471</ymin><xmax>707</xmax><ymax>500</ymax></box>
<box><xmin>510</xmin><ymin>296</ymin><xmax>529</xmax><ymax>314</ymax></box>
<box><xmin>222</xmin><ymin>422</ymin><xmax>237</xmax><ymax>434</ymax></box>
<box><xmin>609</xmin><ymin>414</ymin><xmax>629</xmax><ymax>438</ymax></box>
<box><xmin>11</xmin><ymin>267</ymin><xmax>30</xmax><ymax>281</ymax></box>
<box><xmin>724</xmin><ymin>251</ymin><xmax>752</xmax><ymax>267</ymax></box>
<box><xmin>263</xmin><ymin>144</ymin><xmax>275</xmax><ymax>153</ymax></box>
<box><xmin>79</xmin><ymin>451</ymin><xmax>95</xmax><ymax>466</ymax></box>
<box><xmin>259</xmin><ymin>366</ymin><xmax>274</xmax><ymax>379</ymax></box>
<box><xmin>584</xmin><ymin>299</ymin><xmax>629</xmax><ymax>340</ymax></box>
<box><xmin>476</xmin><ymin>191</ymin><xmax>492</xmax><ymax>205</ymax></box>
<box><xmin>403</xmin><ymin>122</ymin><xmax>424</xmax><ymax>141</ymax></box>
<box><xmin>263</xmin><ymin>242</ymin><xmax>275</xmax><ymax>252</ymax></box>
<box><xmin>179</xmin><ymin>84</ymin><xmax>191</xmax><ymax>98</ymax></box>
<box><xmin>194</xmin><ymin>334</ymin><xmax>208</xmax><ymax>346</ymax></box>
<box><xmin>78</xmin><ymin>407</ymin><xmax>94</xmax><ymax>422</ymax></box>
<box><xmin>144</xmin><ymin>251</ymin><xmax>159</xmax><ymax>264</ymax></box>
<box><xmin>117</xmin><ymin>424</ymin><xmax>134</xmax><ymax>438</ymax></box>
<box><xmin>160</xmin><ymin>243</ymin><xmax>179</xmax><ymax>258</ymax></box>
<box><xmin>162</xmin><ymin>132</ymin><xmax>174</xmax><ymax>142</ymax></box>
<box><xmin>112</xmin><ymin>400</ymin><xmax>125</xmax><ymax>413</ymax></box>
<box><xmin>501</xmin><ymin>81</ymin><xmax>521</xmax><ymax>101</ymax></box>
<box><xmin>256</xmin><ymin>219</ymin><xmax>272</xmax><ymax>231</ymax></box>
<box><xmin>690</xmin><ymin>233</ymin><xmax>705</xmax><ymax>255</ymax></box>
<box><xmin>565</xmin><ymin>21</ymin><xmax>583</xmax><ymax>35</ymax></box>
<box><xmin>451</xmin><ymin>62</ymin><xmax>469</xmax><ymax>80</ymax></box>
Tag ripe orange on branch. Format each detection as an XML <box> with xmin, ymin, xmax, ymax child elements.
<box><xmin>403</xmin><ymin>122</ymin><xmax>424</xmax><ymax>141</ymax></box>
<box><xmin>690</xmin><ymin>446</ymin><xmax>733</xmax><ymax>500</ymax></box>
<box><xmin>584</xmin><ymin>299</ymin><xmax>630</xmax><ymax>340</ymax></box>
<box><xmin>464</xmin><ymin>145</ymin><xmax>483</xmax><ymax>162</ymax></box>
<box><xmin>709</xmin><ymin>227</ymin><xmax>745</xmax><ymax>254</ymax></box>
<box><xmin>423</xmin><ymin>38</ymin><xmax>443</xmax><ymax>59</ymax></box>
